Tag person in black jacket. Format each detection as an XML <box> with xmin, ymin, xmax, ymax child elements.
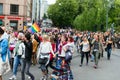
<box><xmin>21</xmin><ymin>32</ymin><xmax>35</xmax><ymax>80</ymax></box>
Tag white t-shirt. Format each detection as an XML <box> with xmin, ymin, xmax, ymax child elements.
<box><xmin>82</xmin><ymin>42</ymin><xmax>90</xmax><ymax>52</ymax></box>
<box><xmin>39</xmin><ymin>42</ymin><xmax>53</xmax><ymax>54</ymax></box>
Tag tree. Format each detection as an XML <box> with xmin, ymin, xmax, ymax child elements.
<box><xmin>47</xmin><ymin>0</ymin><xmax>79</xmax><ymax>28</ymax></box>
<box><xmin>73</xmin><ymin>0</ymin><xmax>107</xmax><ymax>31</ymax></box>
<box><xmin>108</xmin><ymin>0</ymin><xmax>120</xmax><ymax>27</ymax></box>
<box><xmin>42</xmin><ymin>13</ymin><xmax>48</xmax><ymax>20</ymax></box>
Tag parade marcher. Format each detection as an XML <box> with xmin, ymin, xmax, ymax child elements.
<box><xmin>37</xmin><ymin>35</ymin><xmax>55</xmax><ymax>80</ymax></box>
<box><xmin>9</xmin><ymin>32</ymin><xmax>25</xmax><ymax>80</ymax></box>
<box><xmin>51</xmin><ymin>36</ymin><xmax>74</xmax><ymax>80</ymax></box>
<box><xmin>98</xmin><ymin>33</ymin><xmax>104</xmax><ymax>59</ymax></box>
<box><xmin>79</xmin><ymin>37</ymin><xmax>90</xmax><ymax>67</ymax></box>
<box><xmin>115</xmin><ymin>34</ymin><xmax>120</xmax><ymax>49</ymax></box>
<box><xmin>31</xmin><ymin>34</ymin><xmax>39</xmax><ymax>65</ymax></box>
<box><xmin>91</xmin><ymin>34</ymin><xmax>102</xmax><ymax>69</ymax></box>
<box><xmin>58</xmin><ymin>35</ymin><xmax>67</xmax><ymax>55</ymax></box>
<box><xmin>64</xmin><ymin>36</ymin><xmax>75</xmax><ymax>64</ymax></box>
<box><xmin>0</xmin><ymin>27</ymin><xmax>10</xmax><ymax>80</ymax></box>
<box><xmin>9</xmin><ymin>32</ymin><xmax>18</xmax><ymax>70</ymax></box>
<box><xmin>106</xmin><ymin>37</ymin><xmax>114</xmax><ymax>60</ymax></box>
<box><xmin>21</xmin><ymin>32</ymin><xmax>35</xmax><ymax>80</ymax></box>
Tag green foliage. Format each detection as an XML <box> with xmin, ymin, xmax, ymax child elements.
<box><xmin>43</xmin><ymin>13</ymin><xmax>48</xmax><ymax>19</ymax></box>
<box><xmin>47</xmin><ymin>0</ymin><xmax>79</xmax><ymax>28</ymax></box>
<box><xmin>108</xmin><ymin>0</ymin><xmax>120</xmax><ymax>27</ymax></box>
<box><xmin>74</xmin><ymin>9</ymin><xmax>94</xmax><ymax>31</ymax></box>
<box><xmin>48</xmin><ymin>0</ymin><xmax>120</xmax><ymax>31</ymax></box>
<box><xmin>115</xmin><ymin>26</ymin><xmax>120</xmax><ymax>33</ymax></box>
<box><xmin>74</xmin><ymin>0</ymin><xmax>107</xmax><ymax>31</ymax></box>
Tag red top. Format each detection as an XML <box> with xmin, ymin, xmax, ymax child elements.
<box><xmin>38</xmin><ymin>36</ymin><xmax>43</xmax><ymax>42</ymax></box>
<box><xmin>59</xmin><ymin>41</ymin><xmax>67</xmax><ymax>54</ymax></box>
<box><xmin>52</xmin><ymin>43</ymin><xmax>56</xmax><ymax>52</ymax></box>
<box><xmin>50</xmin><ymin>43</ymin><xmax>56</xmax><ymax>61</ymax></box>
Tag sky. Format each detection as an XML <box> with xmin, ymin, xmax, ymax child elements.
<box><xmin>47</xmin><ymin>0</ymin><xmax>56</xmax><ymax>4</ymax></box>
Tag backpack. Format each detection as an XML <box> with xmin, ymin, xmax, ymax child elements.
<box><xmin>65</xmin><ymin>50</ymin><xmax>72</xmax><ymax>62</ymax></box>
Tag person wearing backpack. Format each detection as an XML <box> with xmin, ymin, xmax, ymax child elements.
<box><xmin>37</xmin><ymin>34</ymin><xmax>55</xmax><ymax>80</ymax></box>
<box><xmin>9</xmin><ymin>32</ymin><xmax>25</xmax><ymax>80</ymax></box>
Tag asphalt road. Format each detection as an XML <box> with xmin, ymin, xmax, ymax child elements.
<box><xmin>3</xmin><ymin>49</ymin><xmax>120</xmax><ymax>80</ymax></box>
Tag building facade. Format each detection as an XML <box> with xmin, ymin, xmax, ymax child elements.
<box><xmin>40</xmin><ymin>0</ymin><xmax>48</xmax><ymax>20</ymax></box>
<box><xmin>0</xmin><ymin>0</ymin><xmax>32</xmax><ymax>31</ymax></box>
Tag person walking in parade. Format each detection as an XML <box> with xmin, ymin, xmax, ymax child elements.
<box><xmin>9</xmin><ymin>32</ymin><xmax>25</xmax><ymax>80</ymax></box>
<box><xmin>79</xmin><ymin>37</ymin><xmax>90</xmax><ymax>67</ymax></box>
<box><xmin>106</xmin><ymin>37</ymin><xmax>114</xmax><ymax>60</ymax></box>
<box><xmin>0</xmin><ymin>27</ymin><xmax>10</xmax><ymax>80</ymax></box>
<box><xmin>91</xmin><ymin>34</ymin><xmax>102</xmax><ymax>69</ymax></box>
<box><xmin>21</xmin><ymin>32</ymin><xmax>35</xmax><ymax>80</ymax></box>
<box><xmin>37</xmin><ymin>34</ymin><xmax>55</xmax><ymax>80</ymax></box>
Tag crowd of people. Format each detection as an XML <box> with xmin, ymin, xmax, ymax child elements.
<box><xmin>0</xmin><ymin>26</ymin><xmax>120</xmax><ymax>80</ymax></box>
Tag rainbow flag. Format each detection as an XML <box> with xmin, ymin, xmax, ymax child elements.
<box><xmin>28</xmin><ymin>23</ymin><xmax>40</xmax><ymax>34</ymax></box>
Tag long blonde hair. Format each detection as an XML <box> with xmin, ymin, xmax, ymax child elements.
<box><xmin>42</xmin><ymin>35</ymin><xmax>50</xmax><ymax>42</ymax></box>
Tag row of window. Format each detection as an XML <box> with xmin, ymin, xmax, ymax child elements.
<box><xmin>0</xmin><ymin>3</ymin><xmax>19</xmax><ymax>15</ymax></box>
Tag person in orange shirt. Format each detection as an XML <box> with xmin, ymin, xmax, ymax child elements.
<box><xmin>31</xmin><ymin>34</ymin><xmax>39</xmax><ymax>65</ymax></box>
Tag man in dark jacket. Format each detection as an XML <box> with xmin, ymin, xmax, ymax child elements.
<box><xmin>21</xmin><ymin>32</ymin><xmax>35</xmax><ymax>80</ymax></box>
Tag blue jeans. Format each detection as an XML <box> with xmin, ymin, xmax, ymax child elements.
<box><xmin>13</xmin><ymin>56</ymin><xmax>21</xmax><ymax>76</ymax></box>
<box><xmin>21</xmin><ymin>59</ymin><xmax>34</xmax><ymax>80</ymax></box>
<box><xmin>107</xmin><ymin>49</ymin><xmax>112</xmax><ymax>60</ymax></box>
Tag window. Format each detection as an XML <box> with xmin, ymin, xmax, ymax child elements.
<box><xmin>10</xmin><ymin>21</ymin><xmax>18</xmax><ymax>30</ymax></box>
<box><xmin>0</xmin><ymin>3</ymin><xmax>3</xmax><ymax>14</ymax></box>
<box><xmin>10</xmin><ymin>4</ymin><xmax>19</xmax><ymax>15</ymax></box>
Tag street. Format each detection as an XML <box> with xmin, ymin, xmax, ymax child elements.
<box><xmin>3</xmin><ymin>49</ymin><xmax>120</xmax><ymax>80</ymax></box>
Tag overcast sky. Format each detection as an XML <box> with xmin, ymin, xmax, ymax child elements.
<box><xmin>47</xmin><ymin>0</ymin><xmax>56</xmax><ymax>4</ymax></box>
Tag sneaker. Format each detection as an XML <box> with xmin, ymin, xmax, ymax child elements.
<box><xmin>79</xmin><ymin>64</ymin><xmax>82</xmax><ymax>67</ymax></box>
<box><xmin>40</xmin><ymin>76</ymin><xmax>46</xmax><ymax>80</ymax></box>
<box><xmin>28</xmin><ymin>76</ymin><xmax>31</xmax><ymax>79</ymax></box>
<box><xmin>9</xmin><ymin>75</ymin><xmax>17</xmax><ymax>80</ymax></box>
<box><xmin>93</xmin><ymin>65</ymin><xmax>97</xmax><ymax>69</ymax></box>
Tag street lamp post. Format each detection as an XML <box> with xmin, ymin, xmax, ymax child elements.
<box><xmin>106</xmin><ymin>6</ymin><xmax>109</xmax><ymax>31</ymax></box>
<box><xmin>106</xmin><ymin>0</ymin><xmax>110</xmax><ymax>31</ymax></box>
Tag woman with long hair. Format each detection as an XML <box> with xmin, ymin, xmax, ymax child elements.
<box><xmin>106</xmin><ymin>37</ymin><xmax>114</xmax><ymax>60</ymax></box>
<box><xmin>91</xmin><ymin>34</ymin><xmax>102</xmax><ymax>69</ymax></box>
<box><xmin>79</xmin><ymin>37</ymin><xmax>90</xmax><ymax>67</ymax></box>
<box><xmin>37</xmin><ymin>35</ymin><xmax>55</xmax><ymax>80</ymax></box>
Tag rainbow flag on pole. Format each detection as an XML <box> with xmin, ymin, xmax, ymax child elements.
<box><xmin>28</xmin><ymin>23</ymin><xmax>40</xmax><ymax>34</ymax></box>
